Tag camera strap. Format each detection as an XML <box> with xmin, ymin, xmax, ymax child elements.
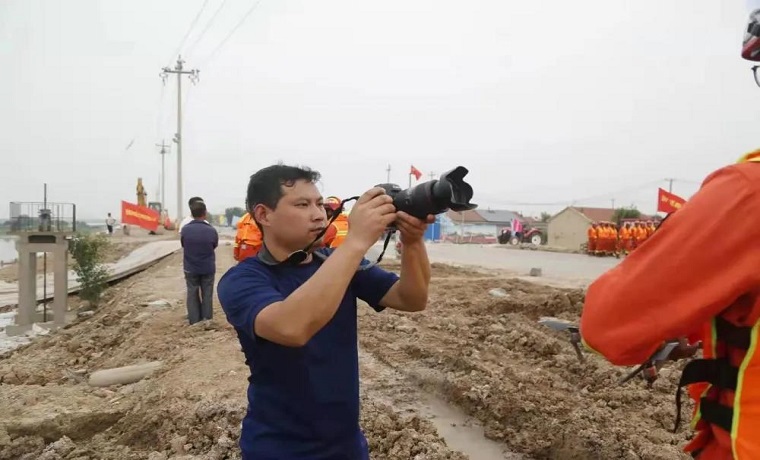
<box><xmin>275</xmin><ymin>195</ymin><xmax>396</xmax><ymax>267</ymax></box>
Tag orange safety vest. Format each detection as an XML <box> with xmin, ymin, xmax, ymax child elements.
<box><xmin>587</xmin><ymin>227</ymin><xmax>597</xmax><ymax>240</ymax></box>
<box><xmin>234</xmin><ymin>213</ymin><xmax>263</xmax><ymax>262</ymax></box>
<box><xmin>675</xmin><ymin>151</ymin><xmax>760</xmax><ymax>459</ymax></box>
<box><xmin>328</xmin><ymin>215</ymin><xmax>349</xmax><ymax>248</ymax></box>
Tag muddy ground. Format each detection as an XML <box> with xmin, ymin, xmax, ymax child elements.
<box><xmin>0</xmin><ymin>247</ymin><xmax>695</xmax><ymax>459</ymax></box>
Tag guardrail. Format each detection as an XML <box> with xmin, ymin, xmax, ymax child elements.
<box><xmin>8</xmin><ymin>202</ymin><xmax>77</xmax><ymax>233</ymax></box>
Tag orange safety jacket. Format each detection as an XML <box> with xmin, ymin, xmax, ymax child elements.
<box><xmin>234</xmin><ymin>213</ymin><xmax>263</xmax><ymax>262</ymax></box>
<box><xmin>579</xmin><ymin>156</ymin><xmax>760</xmax><ymax>459</ymax></box>
<box><xmin>326</xmin><ymin>214</ymin><xmax>349</xmax><ymax>248</ymax></box>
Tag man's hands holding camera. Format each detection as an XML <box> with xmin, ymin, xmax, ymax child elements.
<box><xmin>345</xmin><ymin>187</ymin><xmax>434</xmax><ymax>251</ymax></box>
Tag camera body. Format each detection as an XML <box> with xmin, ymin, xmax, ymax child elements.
<box><xmin>375</xmin><ymin>166</ymin><xmax>477</xmax><ymax>221</ymax></box>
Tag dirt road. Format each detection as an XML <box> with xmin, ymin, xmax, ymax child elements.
<box><xmin>0</xmin><ymin>243</ymin><xmax>694</xmax><ymax>459</ymax></box>
<box><xmin>377</xmin><ymin>243</ymin><xmax>621</xmax><ymax>286</ymax></box>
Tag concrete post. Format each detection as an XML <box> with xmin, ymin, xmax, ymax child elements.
<box><xmin>16</xmin><ymin>246</ymin><xmax>36</xmax><ymax>326</ymax></box>
<box><xmin>53</xmin><ymin>239</ymin><xmax>68</xmax><ymax>326</ymax></box>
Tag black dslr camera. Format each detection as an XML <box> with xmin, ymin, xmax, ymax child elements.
<box><xmin>375</xmin><ymin>166</ymin><xmax>478</xmax><ymax>221</ymax></box>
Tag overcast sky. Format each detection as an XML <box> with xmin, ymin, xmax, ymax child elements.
<box><xmin>1</xmin><ymin>0</ymin><xmax>757</xmax><ymax>220</ymax></box>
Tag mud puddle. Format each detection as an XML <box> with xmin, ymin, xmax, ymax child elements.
<box><xmin>360</xmin><ymin>349</ymin><xmax>523</xmax><ymax>459</ymax></box>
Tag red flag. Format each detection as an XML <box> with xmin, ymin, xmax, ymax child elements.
<box><xmin>657</xmin><ymin>188</ymin><xmax>686</xmax><ymax>214</ymax></box>
<box><xmin>410</xmin><ymin>165</ymin><xmax>422</xmax><ymax>180</ymax></box>
<box><xmin>121</xmin><ymin>200</ymin><xmax>160</xmax><ymax>232</ymax></box>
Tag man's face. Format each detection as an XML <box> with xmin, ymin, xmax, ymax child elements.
<box><xmin>255</xmin><ymin>180</ymin><xmax>327</xmax><ymax>250</ymax></box>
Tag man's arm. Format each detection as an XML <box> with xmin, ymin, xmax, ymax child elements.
<box><xmin>579</xmin><ymin>165</ymin><xmax>760</xmax><ymax>366</ymax></box>
<box><xmin>377</xmin><ymin>239</ymin><xmax>430</xmax><ymax>312</ymax></box>
<box><xmin>372</xmin><ymin>211</ymin><xmax>433</xmax><ymax>312</ymax></box>
<box><xmin>252</xmin><ymin>188</ymin><xmax>397</xmax><ymax>347</ymax></box>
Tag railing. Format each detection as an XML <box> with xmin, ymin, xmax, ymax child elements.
<box><xmin>8</xmin><ymin>201</ymin><xmax>77</xmax><ymax>233</ymax></box>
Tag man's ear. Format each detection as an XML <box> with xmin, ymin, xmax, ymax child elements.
<box><xmin>253</xmin><ymin>204</ymin><xmax>271</xmax><ymax>228</ymax></box>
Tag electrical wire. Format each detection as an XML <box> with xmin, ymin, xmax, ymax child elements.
<box><xmin>198</xmin><ymin>0</ymin><xmax>264</xmax><ymax>68</ymax></box>
<box><xmin>184</xmin><ymin>0</ymin><xmax>230</xmax><ymax>60</ymax></box>
<box><xmin>164</xmin><ymin>0</ymin><xmax>210</xmax><ymax>67</ymax></box>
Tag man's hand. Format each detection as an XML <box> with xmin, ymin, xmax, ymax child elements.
<box><xmin>666</xmin><ymin>337</ymin><xmax>701</xmax><ymax>361</ymax></box>
<box><xmin>396</xmin><ymin>211</ymin><xmax>435</xmax><ymax>245</ymax></box>
<box><xmin>345</xmin><ymin>187</ymin><xmax>397</xmax><ymax>251</ymax></box>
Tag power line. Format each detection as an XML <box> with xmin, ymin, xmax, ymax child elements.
<box><xmin>184</xmin><ymin>0</ymin><xmax>230</xmax><ymax>60</ymax></box>
<box><xmin>164</xmin><ymin>0</ymin><xmax>210</xmax><ymax>67</ymax></box>
<box><xmin>199</xmin><ymin>0</ymin><xmax>264</xmax><ymax>67</ymax></box>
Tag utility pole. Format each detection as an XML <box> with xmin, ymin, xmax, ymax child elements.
<box><xmin>611</xmin><ymin>198</ymin><xmax>615</xmax><ymax>209</ymax></box>
<box><xmin>428</xmin><ymin>171</ymin><xmax>435</xmax><ymax>181</ymax></box>
<box><xmin>160</xmin><ymin>56</ymin><xmax>199</xmax><ymax>225</ymax></box>
<box><xmin>386</xmin><ymin>164</ymin><xmax>391</xmax><ymax>183</ymax></box>
<box><xmin>155</xmin><ymin>140</ymin><xmax>170</xmax><ymax>212</ymax></box>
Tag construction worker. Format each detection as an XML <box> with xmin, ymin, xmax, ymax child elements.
<box><xmin>322</xmin><ymin>196</ymin><xmax>349</xmax><ymax>249</ymax></box>
<box><xmin>631</xmin><ymin>221</ymin><xmax>645</xmax><ymax>250</ymax></box>
<box><xmin>233</xmin><ymin>212</ymin><xmax>263</xmax><ymax>262</ymax></box>
<box><xmin>618</xmin><ymin>222</ymin><xmax>632</xmax><ymax>256</ymax></box>
<box><xmin>646</xmin><ymin>220</ymin><xmax>656</xmax><ymax>237</ymax></box>
<box><xmin>609</xmin><ymin>222</ymin><xmax>619</xmax><ymax>257</ymax></box>
<box><xmin>580</xmin><ymin>144</ymin><xmax>760</xmax><ymax>459</ymax></box>
<box><xmin>587</xmin><ymin>222</ymin><xmax>598</xmax><ymax>255</ymax></box>
<box><xmin>601</xmin><ymin>222</ymin><xmax>613</xmax><ymax>256</ymax></box>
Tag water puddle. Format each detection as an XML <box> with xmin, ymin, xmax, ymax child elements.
<box><xmin>418</xmin><ymin>392</ymin><xmax>527</xmax><ymax>459</ymax></box>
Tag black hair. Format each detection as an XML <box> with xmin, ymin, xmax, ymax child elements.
<box><xmin>190</xmin><ymin>201</ymin><xmax>207</xmax><ymax>218</ymax></box>
<box><xmin>246</xmin><ymin>164</ymin><xmax>321</xmax><ymax>213</ymax></box>
<box><xmin>188</xmin><ymin>196</ymin><xmax>204</xmax><ymax>208</ymax></box>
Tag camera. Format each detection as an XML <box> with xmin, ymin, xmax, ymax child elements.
<box><xmin>375</xmin><ymin>166</ymin><xmax>478</xmax><ymax>220</ymax></box>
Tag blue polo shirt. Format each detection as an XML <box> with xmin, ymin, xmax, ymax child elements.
<box><xmin>217</xmin><ymin>248</ymin><xmax>399</xmax><ymax>460</ymax></box>
<box><xmin>180</xmin><ymin>219</ymin><xmax>218</xmax><ymax>275</ymax></box>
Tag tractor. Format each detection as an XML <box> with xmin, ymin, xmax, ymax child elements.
<box><xmin>497</xmin><ymin>224</ymin><xmax>546</xmax><ymax>246</ymax></box>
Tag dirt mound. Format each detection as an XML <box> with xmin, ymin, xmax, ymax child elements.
<box><xmin>361</xmin><ymin>397</ymin><xmax>468</xmax><ymax>460</ymax></box>
<box><xmin>359</xmin><ymin>263</ymin><xmax>693</xmax><ymax>459</ymax></box>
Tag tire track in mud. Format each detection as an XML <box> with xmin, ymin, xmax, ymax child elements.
<box><xmin>359</xmin><ymin>262</ymin><xmax>695</xmax><ymax>460</ymax></box>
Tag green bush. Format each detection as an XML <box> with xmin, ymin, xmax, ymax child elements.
<box><xmin>69</xmin><ymin>232</ymin><xmax>112</xmax><ymax>306</ymax></box>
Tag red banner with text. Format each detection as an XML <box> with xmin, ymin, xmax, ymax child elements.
<box><xmin>121</xmin><ymin>200</ymin><xmax>160</xmax><ymax>232</ymax></box>
<box><xmin>657</xmin><ymin>188</ymin><xmax>686</xmax><ymax>214</ymax></box>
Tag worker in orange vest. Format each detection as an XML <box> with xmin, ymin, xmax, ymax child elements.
<box><xmin>599</xmin><ymin>222</ymin><xmax>612</xmax><ymax>256</ymax></box>
<box><xmin>580</xmin><ymin>147</ymin><xmax>760</xmax><ymax>459</ymax></box>
<box><xmin>233</xmin><ymin>213</ymin><xmax>263</xmax><ymax>262</ymax></box>
<box><xmin>646</xmin><ymin>220</ymin><xmax>656</xmax><ymax>237</ymax></box>
<box><xmin>618</xmin><ymin>222</ymin><xmax>632</xmax><ymax>256</ymax></box>
<box><xmin>586</xmin><ymin>222</ymin><xmax>598</xmax><ymax>255</ymax></box>
<box><xmin>321</xmin><ymin>196</ymin><xmax>349</xmax><ymax>249</ymax></box>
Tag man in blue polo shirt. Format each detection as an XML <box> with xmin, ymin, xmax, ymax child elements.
<box><xmin>180</xmin><ymin>200</ymin><xmax>218</xmax><ymax>325</ymax></box>
<box><xmin>217</xmin><ymin>164</ymin><xmax>433</xmax><ymax>459</ymax></box>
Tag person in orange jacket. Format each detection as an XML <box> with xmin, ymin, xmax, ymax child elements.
<box><xmin>321</xmin><ymin>196</ymin><xmax>349</xmax><ymax>249</ymax></box>
<box><xmin>596</xmin><ymin>222</ymin><xmax>608</xmax><ymax>255</ymax></box>
<box><xmin>617</xmin><ymin>222</ymin><xmax>631</xmax><ymax>256</ymax></box>
<box><xmin>586</xmin><ymin>222</ymin><xmax>598</xmax><ymax>255</ymax></box>
<box><xmin>579</xmin><ymin>148</ymin><xmax>760</xmax><ymax>459</ymax></box>
<box><xmin>233</xmin><ymin>212</ymin><xmax>263</xmax><ymax>262</ymax></box>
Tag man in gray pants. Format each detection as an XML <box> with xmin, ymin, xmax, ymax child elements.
<box><xmin>180</xmin><ymin>201</ymin><xmax>218</xmax><ymax>324</ymax></box>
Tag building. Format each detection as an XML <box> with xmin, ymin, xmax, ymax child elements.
<box><xmin>547</xmin><ymin>207</ymin><xmax>616</xmax><ymax>250</ymax></box>
<box><xmin>547</xmin><ymin>206</ymin><xmax>658</xmax><ymax>250</ymax></box>
<box><xmin>441</xmin><ymin>208</ymin><xmax>523</xmax><ymax>243</ymax></box>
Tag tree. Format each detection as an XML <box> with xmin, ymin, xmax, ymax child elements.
<box><xmin>612</xmin><ymin>207</ymin><xmax>641</xmax><ymax>224</ymax></box>
<box><xmin>225</xmin><ymin>207</ymin><xmax>246</xmax><ymax>226</ymax></box>
<box><xmin>540</xmin><ymin>212</ymin><xmax>552</xmax><ymax>223</ymax></box>
<box><xmin>69</xmin><ymin>233</ymin><xmax>112</xmax><ymax>306</ymax></box>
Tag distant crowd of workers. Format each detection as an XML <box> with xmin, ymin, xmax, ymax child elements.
<box><xmin>233</xmin><ymin>196</ymin><xmax>349</xmax><ymax>262</ymax></box>
<box><xmin>586</xmin><ymin>220</ymin><xmax>659</xmax><ymax>257</ymax></box>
